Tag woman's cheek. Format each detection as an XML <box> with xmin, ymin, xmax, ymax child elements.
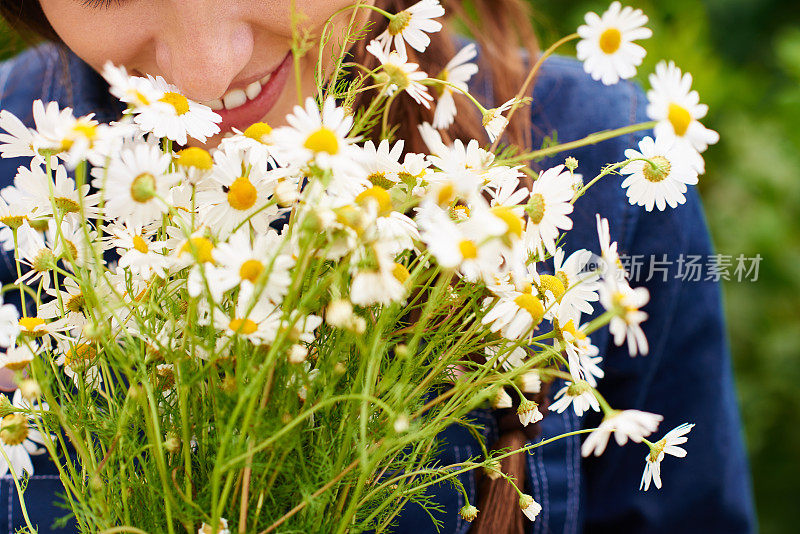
<box><xmin>39</xmin><ymin>0</ymin><xmax>155</xmax><ymax>72</ymax></box>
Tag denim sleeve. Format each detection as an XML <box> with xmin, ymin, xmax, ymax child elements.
<box><xmin>581</xmin><ymin>89</ymin><xmax>758</xmax><ymax>533</ymax></box>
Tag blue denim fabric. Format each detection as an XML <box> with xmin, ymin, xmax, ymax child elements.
<box><xmin>0</xmin><ymin>45</ymin><xmax>757</xmax><ymax>533</ymax></box>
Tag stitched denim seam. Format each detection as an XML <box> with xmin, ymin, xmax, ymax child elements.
<box><xmin>565</xmin><ymin>409</ymin><xmax>579</xmax><ymax>534</ymax></box>
<box><xmin>536</xmin><ymin>440</ymin><xmax>550</xmax><ymax>533</ymax></box>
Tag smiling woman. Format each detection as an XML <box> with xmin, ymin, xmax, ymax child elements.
<box><xmin>0</xmin><ymin>1</ymin><xmax>756</xmax><ymax>534</ymax></box>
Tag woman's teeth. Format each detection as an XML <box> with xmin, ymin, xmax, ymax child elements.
<box><xmin>203</xmin><ymin>72</ymin><xmax>274</xmax><ymax>111</ymax></box>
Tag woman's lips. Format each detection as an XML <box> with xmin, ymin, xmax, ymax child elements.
<box><xmin>205</xmin><ymin>52</ymin><xmax>293</xmax><ymax>133</ymax></box>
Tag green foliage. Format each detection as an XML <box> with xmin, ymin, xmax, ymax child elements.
<box><xmin>528</xmin><ymin>1</ymin><xmax>799</xmax><ymax>532</ymax></box>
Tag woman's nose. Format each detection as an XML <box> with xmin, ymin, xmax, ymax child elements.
<box><xmin>154</xmin><ymin>4</ymin><xmax>254</xmax><ymax>103</ymax></box>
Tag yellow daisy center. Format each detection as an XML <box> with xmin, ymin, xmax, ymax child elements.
<box><xmin>244</xmin><ymin>122</ymin><xmax>273</xmax><ymax>143</ymax></box>
<box><xmin>451</xmin><ymin>204</ymin><xmax>470</xmax><ymax>219</ymax></box>
<box><xmin>642</xmin><ymin>155</ymin><xmax>672</xmax><ymax>183</ymax></box>
<box><xmin>229</xmin><ymin>318</ymin><xmax>258</xmax><ymax>335</ymax></box>
<box><xmin>367</xmin><ymin>172</ymin><xmax>394</xmax><ymax>190</ymax></box>
<box><xmin>239</xmin><ymin>259</ymin><xmax>264</xmax><ymax>283</ymax></box>
<box><xmin>0</xmin><ymin>414</ymin><xmax>29</xmax><ymax>446</ymax></box>
<box><xmin>513</xmin><ymin>293</ymin><xmax>545</xmax><ymax>323</ymax></box>
<box><xmin>667</xmin><ymin>103</ymin><xmax>692</xmax><ymax>137</ymax></box>
<box><xmin>53</xmin><ymin>197</ymin><xmax>80</xmax><ymax>214</ymax></box>
<box><xmin>73</xmin><ymin>121</ymin><xmax>97</xmax><ymax>141</ymax></box>
<box><xmin>66</xmin><ymin>293</ymin><xmax>85</xmax><ymax>313</ymax></box>
<box><xmin>388</xmin><ymin>11</ymin><xmax>411</xmax><ymax>35</ymax></box>
<box><xmin>458</xmin><ymin>239</ymin><xmax>478</xmax><ymax>260</ymax></box>
<box><xmin>526</xmin><ymin>193</ymin><xmax>546</xmax><ymax>224</ymax></box>
<box><xmin>304</xmin><ymin>127</ymin><xmax>339</xmax><ymax>155</ymax></box>
<box><xmin>355</xmin><ymin>186</ymin><xmax>393</xmax><ymax>216</ymax></box>
<box><xmin>179</xmin><ymin>237</ymin><xmax>215</xmax><ymax>264</ymax></box>
<box><xmin>0</xmin><ymin>215</ymin><xmax>25</xmax><ymax>230</ymax></box>
<box><xmin>538</xmin><ymin>274</ymin><xmax>566</xmax><ymax>302</ymax></box>
<box><xmin>392</xmin><ymin>262</ymin><xmax>410</xmax><ymax>284</ymax></box>
<box><xmin>32</xmin><ymin>249</ymin><xmax>55</xmax><ymax>272</ymax></box>
<box><xmin>227</xmin><ymin>176</ymin><xmax>258</xmax><ymax>211</ymax></box>
<box><xmin>437</xmin><ymin>182</ymin><xmax>456</xmax><ymax>206</ymax></box>
<box><xmin>560</xmin><ymin>319</ymin><xmax>586</xmax><ymax>340</ymax></box>
<box><xmin>599</xmin><ymin>28</ymin><xmax>622</xmax><ymax>54</ymax></box>
<box><xmin>491</xmin><ymin>206</ymin><xmax>524</xmax><ymax>238</ymax></box>
<box><xmin>130</xmin><ymin>173</ymin><xmax>156</xmax><ymax>203</ymax></box>
<box><xmin>131</xmin><ymin>235</ymin><xmax>149</xmax><ymax>254</ymax></box>
<box><xmin>65</xmin><ymin>343</ymin><xmax>96</xmax><ymax>370</ymax></box>
<box><xmin>160</xmin><ymin>92</ymin><xmax>190</xmax><ymax>115</ymax></box>
<box><xmin>19</xmin><ymin>316</ymin><xmax>45</xmax><ymax>335</ymax></box>
<box><xmin>176</xmin><ymin>147</ymin><xmax>213</xmax><ymax>170</ymax></box>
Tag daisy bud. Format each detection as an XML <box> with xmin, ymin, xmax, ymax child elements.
<box><xmin>491</xmin><ymin>387</ymin><xmax>513</xmax><ymax>409</ymax></box>
<box><xmin>326</xmin><ymin>299</ymin><xmax>353</xmax><ymax>328</ymax></box>
<box><xmin>289</xmin><ymin>344</ymin><xmax>307</xmax><ymax>364</ymax></box>
<box><xmin>564</xmin><ymin>156</ymin><xmax>579</xmax><ymax>171</ymax></box>
<box><xmin>517</xmin><ymin>370</ymin><xmax>541</xmax><ymax>394</ymax></box>
<box><xmin>519</xmin><ymin>493</ymin><xmax>542</xmax><ymax>521</ymax></box>
<box><xmin>483</xmin><ymin>458</ymin><xmax>502</xmax><ymax>480</ymax></box>
<box><xmin>19</xmin><ymin>379</ymin><xmax>41</xmax><ymax>401</ymax></box>
<box><xmin>164</xmin><ymin>432</ymin><xmax>181</xmax><ymax>454</ymax></box>
<box><xmin>350</xmin><ymin>316</ymin><xmax>367</xmax><ymax>335</ymax></box>
<box><xmin>459</xmin><ymin>504</ymin><xmax>479</xmax><ymax>522</ymax></box>
<box><xmin>517</xmin><ymin>399</ymin><xmax>543</xmax><ymax>427</ymax></box>
<box><xmin>394</xmin><ymin>344</ymin><xmax>409</xmax><ymax>359</ymax></box>
<box><xmin>393</xmin><ymin>414</ymin><xmax>410</xmax><ymax>433</ymax></box>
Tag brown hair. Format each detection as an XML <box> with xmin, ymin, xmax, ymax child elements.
<box><xmin>0</xmin><ymin>1</ymin><xmax>545</xmax><ymax>531</ymax></box>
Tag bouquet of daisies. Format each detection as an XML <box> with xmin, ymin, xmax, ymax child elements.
<box><xmin>0</xmin><ymin>1</ymin><xmax>714</xmax><ymax>533</ymax></box>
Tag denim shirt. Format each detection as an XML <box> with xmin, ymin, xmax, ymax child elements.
<box><xmin>0</xmin><ymin>44</ymin><xmax>757</xmax><ymax>534</ymax></box>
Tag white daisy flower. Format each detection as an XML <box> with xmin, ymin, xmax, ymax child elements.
<box><xmin>519</xmin><ymin>494</ymin><xmax>542</xmax><ymax>522</ymax></box>
<box><xmin>621</xmin><ymin>135</ymin><xmax>699</xmax><ymax>211</ymax></box>
<box><xmin>481</xmin><ymin>282</ymin><xmax>546</xmax><ymax>341</ymax></box>
<box><xmin>212</xmin><ymin>292</ymin><xmax>282</xmax><ymax>346</ymax></box>
<box><xmin>595</xmin><ymin>214</ymin><xmax>627</xmax><ymax>285</ymax></box>
<box><xmin>376</xmin><ymin>0</ymin><xmax>445</xmax><ymax>56</ymax></box>
<box><xmin>517</xmin><ymin>399</ymin><xmax>543</xmax><ymax>427</ymax></box>
<box><xmin>54</xmin><ymin>340</ymin><xmax>102</xmax><ymax>389</ymax></box>
<box><xmin>105</xmin><ymin>222</ymin><xmax>171</xmax><ymax>279</ymax></box>
<box><xmin>198</xmin><ymin>518</ymin><xmax>230</xmax><ymax>534</ymax></box>
<box><xmin>29</xmin><ymin>99</ymin><xmax>78</xmax><ymax>155</ymax></box>
<box><xmin>523</xmin><ymin>165</ymin><xmax>575</xmax><ymax>259</ymax></box>
<box><xmin>14</xmin><ymin>221</ymin><xmax>55</xmax><ymax>290</ymax></box>
<box><xmin>581</xmin><ymin>409</ymin><xmax>663</xmax><ymax>457</ymax></box>
<box><xmin>0</xmin><ymin>343</ymin><xmax>37</xmax><ymax>371</ymax></box>
<box><xmin>560</xmin><ymin>319</ymin><xmax>604</xmax><ymax>387</ymax></box>
<box><xmin>101</xmin><ymin>61</ymin><xmax>163</xmax><ymax>112</ymax></box>
<box><xmin>14</xmin><ymin>161</ymin><xmax>100</xmax><ymax>218</ymax></box>
<box><xmin>599</xmin><ymin>278</ymin><xmax>650</xmax><ymax>356</ymax></box>
<box><xmin>350</xmin><ymin>260</ymin><xmax>410</xmax><ymax>306</ymax></box>
<box><xmin>134</xmin><ymin>75</ymin><xmax>221</xmax><ymax>145</ymax></box>
<box><xmin>0</xmin><ymin>109</ymin><xmax>38</xmax><ymax>160</ymax></box>
<box><xmin>550</xmin><ymin>380</ymin><xmax>601</xmax><ymax>417</ymax></box>
<box><xmin>212</xmin><ymin>227</ymin><xmax>294</xmax><ymax>304</ymax></box>
<box><xmin>0</xmin><ymin>389</ymin><xmax>49</xmax><ymax>478</ymax></box>
<box><xmin>0</xmin><ymin>295</ymin><xmax>20</xmax><ymax>348</ymax></box>
<box><xmin>433</xmin><ymin>43</ymin><xmax>478</xmax><ymax>129</ymax></box>
<box><xmin>38</xmin><ymin>277</ymin><xmax>87</xmax><ymax>326</ymax></box>
<box><xmin>46</xmin><ymin>213</ymin><xmax>97</xmax><ymax>271</ymax></box>
<box><xmin>640</xmin><ymin>423</ymin><xmax>694</xmax><ymax>491</ymax></box>
<box><xmin>219</xmin><ymin>122</ymin><xmax>280</xmax><ymax>176</ymax></box>
<box><xmin>552</xmin><ymin>247</ymin><xmax>600</xmax><ymax>320</ymax></box>
<box><xmin>196</xmin><ymin>146</ymin><xmax>280</xmax><ymax>236</ymax></box>
<box><xmin>93</xmin><ymin>142</ymin><xmax>179</xmax><ymax>228</ymax></box>
<box><xmin>173</xmin><ymin>146</ymin><xmax>214</xmax><ymax>185</ymax></box>
<box><xmin>272</xmin><ymin>97</ymin><xmax>364</xmax><ymax>186</ymax></box>
<box><xmin>576</xmin><ymin>1</ymin><xmax>652</xmax><ymax>85</ymax></box>
<box><xmin>417</xmin><ymin>202</ymin><xmax>507</xmax><ymax>283</ymax></box>
<box><xmin>647</xmin><ymin>61</ymin><xmax>720</xmax><ymax>173</ymax></box>
<box><xmin>0</xmin><ymin>186</ymin><xmax>36</xmax><ymax>251</ymax></box>
<box><xmin>482</xmin><ymin>98</ymin><xmax>519</xmax><ymax>143</ymax></box>
<box><xmin>361</xmin><ymin>139</ymin><xmax>404</xmax><ymax>188</ymax></box>
<box><xmin>365</xmin><ymin>40</ymin><xmax>433</xmax><ymax>109</ymax></box>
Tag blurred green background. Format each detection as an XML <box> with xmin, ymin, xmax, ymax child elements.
<box><xmin>1</xmin><ymin>1</ymin><xmax>798</xmax><ymax>532</ymax></box>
